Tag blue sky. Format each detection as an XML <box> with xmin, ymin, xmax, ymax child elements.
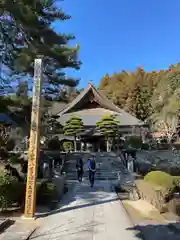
<box><xmin>53</xmin><ymin>0</ymin><xmax>180</xmax><ymax>88</ymax></box>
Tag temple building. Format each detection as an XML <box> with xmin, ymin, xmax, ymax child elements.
<box><xmin>49</xmin><ymin>84</ymin><xmax>147</xmax><ymax>151</ymax></box>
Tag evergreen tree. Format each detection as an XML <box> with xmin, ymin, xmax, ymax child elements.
<box><xmin>16</xmin><ymin>81</ymin><xmax>28</xmax><ymax>98</ymax></box>
<box><xmin>0</xmin><ymin>0</ymin><xmax>81</xmax><ymax>97</ymax></box>
<box><xmin>96</xmin><ymin>114</ymin><xmax>119</xmax><ymax>152</ymax></box>
<box><xmin>63</xmin><ymin>116</ymin><xmax>84</xmax><ymax>152</ymax></box>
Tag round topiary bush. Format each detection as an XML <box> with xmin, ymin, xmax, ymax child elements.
<box><xmin>144</xmin><ymin>171</ymin><xmax>174</xmax><ymax>189</ymax></box>
<box><xmin>63</xmin><ymin>141</ymin><xmax>73</xmax><ymax>153</ymax></box>
<box><xmin>47</xmin><ymin>137</ymin><xmax>60</xmax><ymax>150</ymax></box>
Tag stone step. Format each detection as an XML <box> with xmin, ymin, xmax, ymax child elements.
<box><xmin>65</xmin><ymin>176</ymin><xmax>118</xmax><ymax>180</ymax></box>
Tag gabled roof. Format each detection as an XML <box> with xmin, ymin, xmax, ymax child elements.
<box><xmin>57</xmin><ymin>84</ymin><xmax>144</xmax><ymax>126</ymax></box>
<box><xmin>58</xmin><ymin>83</ymin><xmax>122</xmax><ymax>115</ymax></box>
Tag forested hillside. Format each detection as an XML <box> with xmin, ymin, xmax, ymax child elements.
<box><xmin>99</xmin><ymin>64</ymin><xmax>180</xmax><ymax>138</ymax></box>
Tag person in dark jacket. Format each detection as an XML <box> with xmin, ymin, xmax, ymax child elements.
<box><xmin>76</xmin><ymin>157</ymin><xmax>84</xmax><ymax>182</ymax></box>
<box><xmin>88</xmin><ymin>156</ymin><xmax>96</xmax><ymax>187</ymax></box>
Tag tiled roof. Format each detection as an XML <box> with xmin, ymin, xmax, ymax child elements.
<box><xmin>58</xmin><ymin>108</ymin><xmax>144</xmax><ymax>126</ymax></box>
<box><xmin>55</xmin><ymin>84</ymin><xmax>144</xmax><ymax>127</ymax></box>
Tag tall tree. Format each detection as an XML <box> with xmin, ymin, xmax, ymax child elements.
<box><xmin>0</xmin><ymin>0</ymin><xmax>81</xmax><ymax>97</ymax></box>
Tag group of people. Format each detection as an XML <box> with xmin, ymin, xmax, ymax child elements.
<box><xmin>76</xmin><ymin>155</ymin><xmax>96</xmax><ymax>187</ymax></box>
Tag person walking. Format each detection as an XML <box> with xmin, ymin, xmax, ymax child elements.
<box><xmin>88</xmin><ymin>156</ymin><xmax>96</xmax><ymax>187</ymax></box>
<box><xmin>127</xmin><ymin>154</ymin><xmax>134</xmax><ymax>173</ymax></box>
<box><xmin>76</xmin><ymin>156</ymin><xmax>84</xmax><ymax>182</ymax></box>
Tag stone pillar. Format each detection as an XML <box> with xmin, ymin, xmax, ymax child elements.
<box><xmin>24</xmin><ymin>57</ymin><xmax>43</xmax><ymax>219</ymax></box>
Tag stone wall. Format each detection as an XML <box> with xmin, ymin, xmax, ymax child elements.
<box><xmin>136</xmin><ymin>150</ymin><xmax>180</xmax><ymax>176</ymax></box>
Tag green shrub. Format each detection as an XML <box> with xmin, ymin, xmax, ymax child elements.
<box><xmin>125</xmin><ymin>136</ymin><xmax>143</xmax><ymax>149</ymax></box>
<box><xmin>36</xmin><ymin>180</ymin><xmax>58</xmax><ymax>205</ymax></box>
<box><xmin>47</xmin><ymin>137</ymin><xmax>60</xmax><ymax>150</ymax></box>
<box><xmin>136</xmin><ymin>179</ymin><xmax>171</xmax><ymax>212</ymax></box>
<box><xmin>141</xmin><ymin>143</ymin><xmax>149</xmax><ymax>150</ymax></box>
<box><xmin>144</xmin><ymin>171</ymin><xmax>174</xmax><ymax>189</ymax></box>
<box><xmin>0</xmin><ymin>173</ymin><xmax>25</xmax><ymax>210</ymax></box>
<box><xmin>63</xmin><ymin>141</ymin><xmax>73</xmax><ymax>153</ymax></box>
<box><xmin>0</xmin><ymin>174</ymin><xmax>59</xmax><ymax>211</ymax></box>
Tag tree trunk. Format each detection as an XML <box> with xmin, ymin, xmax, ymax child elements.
<box><xmin>109</xmin><ymin>138</ymin><xmax>113</xmax><ymax>152</ymax></box>
<box><xmin>117</xmin><ymin>136</ymin><xmax>120</xmax><ymax>153</ymax></box>
<box><xmin>74</xmin><ymin>136</ymin><xmax>77</xmax><ymax>152</ymax></box>
<box><xmin>107</xmin><ymin>138</ymin><xmax>110</xmax><ymax>152</ymax></box>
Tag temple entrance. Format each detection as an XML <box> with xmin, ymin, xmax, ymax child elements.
<box><xmin>81</xmin><ymin>136</ymin><xmax>106</xmax><ymax>152</ymax></box>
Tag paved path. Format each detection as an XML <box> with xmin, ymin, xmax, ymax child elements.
<box><xmin>31</xmin><ymin>180</ymin><xmax>139</xmax><ymax>240</ymax></box>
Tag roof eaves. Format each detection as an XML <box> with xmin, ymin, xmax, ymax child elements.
<box><xmin>58</xmin><ymin>86</ymin><xmax>91</xmax><ymax>115</ymax></box>
<box><xmin>91</xmin><ymin>85</ymin><xmax>122</xmax><ymax>113</ymax></box>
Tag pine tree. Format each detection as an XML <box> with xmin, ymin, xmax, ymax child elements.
<box><xmin>16</xmin><ymin>81</ymin><xmax>28</xmax><ymax>98</ymax></box>
<box><xmin>0</xmin><ymin>0</ymin><xmax>81</xmax><ymax>97</ymax></box>
<box><xmin>63</xmin><ymin>116</ymin><xmax>84</xmax><ymax>152</ymax></box>
<box><xmin>96</xmin><ymin>114</ymin><xmax>119</xmax><ymax>152</ymax></box>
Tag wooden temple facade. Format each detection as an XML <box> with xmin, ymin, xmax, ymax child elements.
<box><xmin>50</xmin><ymin>83</ymin><xmax>147</xmax><ymax>151</ymax></box>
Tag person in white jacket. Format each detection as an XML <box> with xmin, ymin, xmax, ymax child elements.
<box><xmin>127</xmin><ymin>155</ymin><xmax>134</xmax><ymax>173</ymax></box>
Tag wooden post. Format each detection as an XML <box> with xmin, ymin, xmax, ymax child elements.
<box><xmin>24</xmin><ymin>57</ymin><xmax>43</xmax><ymax>219</ymax></box>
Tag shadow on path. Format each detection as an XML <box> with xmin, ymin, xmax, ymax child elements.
<box><xmin>36</xmin><ymin>197</ymin><xmax>119</xmax><ymax>218</ymax></box>
<box><xmin>126</xmin><ymin>223</ymin><xmax>180</xmax><ymax>240</ymax></box>
<box><xmin>36</xmin><ymin>181</ymin><xmax>118</xmax><ymax>218</ymax></box>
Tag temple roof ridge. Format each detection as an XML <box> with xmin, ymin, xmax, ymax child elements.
<box><xmin>58</xmin><ymin>83</ymin><xmax>122</xmax><ymax>115</ymax></box>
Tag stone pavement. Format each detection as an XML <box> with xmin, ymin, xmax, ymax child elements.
<box><xmin>0</xmin><ymin>219</ymin><xmax>37</xmax><ymax>240</ymax></box>
<box><xmin>30</xmin><ymin>180</ymin><xmax>139</xmax><ymax>240</ymax></box>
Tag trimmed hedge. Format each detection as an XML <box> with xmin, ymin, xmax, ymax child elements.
<box><xmin>63</xmin><ymin>141</ymin><xmax>73</xmax><ymax>153</ymax></box>
<box><xmin>136</xmin><ymin>170</ymin><xmax>180</xmax><ymax>215</ymax></box>
<box><xmin>136</xmin><ymin>171</ymin><xmax>176</xmax><ymax>212</ymax></box>
<box><xmin>136</xmin><ymin>180</ymin><xmax>170</xmax><ymax>212</ymax></box>
<box><xmin>36</xmin><ymin>180</ymin><xmax>59</xmax><ymax>206</ymax></box>
<box><xmin>144</xmin><ymin>171</ymin><xmax>174</xmax><ymax>189</ymax></box>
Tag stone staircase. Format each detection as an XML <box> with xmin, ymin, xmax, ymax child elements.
<box><xmin>64</xmin><ymin>152</ymin><xmax>129</xmax><ymax>181</ymax></box>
